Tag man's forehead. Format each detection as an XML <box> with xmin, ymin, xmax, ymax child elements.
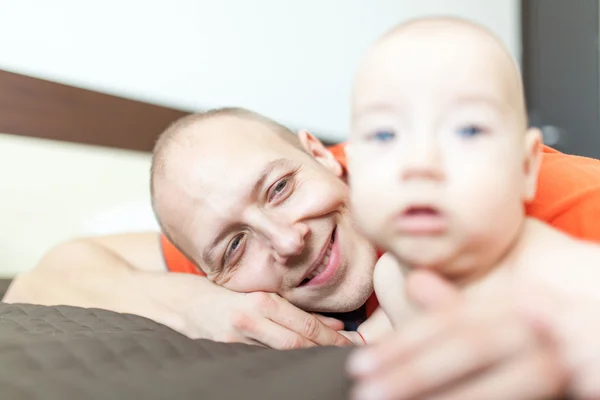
<box><xmin>174</xmin><ymin>118</ymin><xmax>291</xmax><ymax>179</ymax></box>
<box><xmin>187</xmin><ymin>144</ymin><xmax>293</xmax><ymax>189</ymax></box>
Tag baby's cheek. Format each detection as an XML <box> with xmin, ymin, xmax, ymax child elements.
<box><xmin>350</xmin><ymin>190</ymin><xmax>378</xmax><ymax>234</ymax></box>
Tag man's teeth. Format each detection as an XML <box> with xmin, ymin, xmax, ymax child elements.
<box><xmin>308</xmin><ymin>245</ymin><xmax>332</xmax><ymax>279</ymax></box>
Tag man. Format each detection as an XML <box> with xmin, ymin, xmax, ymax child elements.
<box><xmin>5</xmin><ymin>105</ymin><xmax>600</xmax><ymax>351</ymax></box>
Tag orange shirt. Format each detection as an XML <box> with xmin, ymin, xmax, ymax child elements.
<box><xmin>161</xmin><ymin>143</ymin><xmax>600</xmax><ymax>280</ymax></box>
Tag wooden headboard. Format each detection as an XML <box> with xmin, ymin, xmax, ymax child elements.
<box><xmin>0</xmin><ymin>69</ymin><xmax>337</xmax><ymax>151</ymax></box>
<box><xmin>0</xmin><ymin>69</ymin><xmax>190</xmax><ymax>152</ymax></box>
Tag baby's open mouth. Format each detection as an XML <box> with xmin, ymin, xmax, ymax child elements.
<box><xmin>404</xmin><ymin>206</ymin><xmax>440</xmax><ymax>216</ymax></box>
<box><xmin>396</xmin><ymin>205</ymin><xmax>447</xmax><ymax>235</ymax></box>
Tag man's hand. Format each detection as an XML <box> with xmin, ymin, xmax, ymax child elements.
<box><xmin>346</xmin><ymin>270</ymin><xmax>567</xmax><ymax>400</ymax></box>
<box><xmin>184</xmin><ymin>285</ymin><xmax>353</xmax><ymax>349</ymax></box>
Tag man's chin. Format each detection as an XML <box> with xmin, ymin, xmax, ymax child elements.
<box><xmin>294</xmin><ymin>290</ymin><xmax>374</xmax><ymax>314</ymax></box>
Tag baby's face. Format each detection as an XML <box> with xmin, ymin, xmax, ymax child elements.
<box><xmin>348</xmin><ymin>27</ymin><xmax>541</xmax><ymax>282</ymax></box>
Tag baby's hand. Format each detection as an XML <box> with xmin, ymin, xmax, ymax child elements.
<box><xmin>521</xmin><ymin>286</ymin><xmax>600</xmax><ymax>399</ymax></box>
<box><xmin>373</xmin><ymin>253</ymin><xmax>411</xmax><ymax>329</ymax></box>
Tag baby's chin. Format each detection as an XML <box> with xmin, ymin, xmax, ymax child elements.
<box><xmin>385</xmin><ymin>237</ymin><xmax>478</xmax><ymax>283</ymax></box>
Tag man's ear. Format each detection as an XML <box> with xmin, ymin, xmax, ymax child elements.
<box><xmin>297</xmin><ymin>130</ymin><xmax>343</xmax><ymax>177</ymax></box>
<box><xmin>523</xmin><ymin>127</ymin><xmax>543</xmax><ymax>201</ymax></box>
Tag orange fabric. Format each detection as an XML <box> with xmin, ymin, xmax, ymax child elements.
<box><xmin>160</xmin><ymin>235</ymin><xmax>200</xmax><ymax>275</ymax></box>
<box><xmin>525</xmin><ymin>146</ymin><xmax>600</xmax><ymax>242</ymax></box>
<box><xmin>161</xmin><ymin>143</ymin><xmax>600</xmax><ymax>314</ymax></box>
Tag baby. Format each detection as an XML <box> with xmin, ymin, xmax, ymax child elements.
<box><xmin>346</xmin><ymin>17</ymin><xmax>600</xmax><ymax>329</ymax></box>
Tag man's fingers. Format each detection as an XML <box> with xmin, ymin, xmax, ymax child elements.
<box><xmin>406</xmin><ymin>269</ymin><xmax>461</xmax><ymax>310</ymax></box>
<box><xmin>292</xmin><ymin>312</ymin><xmax>352</xmax><ymax>346</ymax></box>
<box><xmin>314</xmin><ymin>314</ymin><xmax>345</xmax><ymax>331</ymax></box>
<box><xmin>267</xmin><ymin>297</ymin><xmax>352</xmax><ymax>347</ymax></box>
<box><xmin>241</xmin><ymin>316</ymin><xmax>319</xmax><ymax>349</ymax></box>
<box><xmin>228</xmin><ymin>292</ymin><xmax>347</xmax><ymax>348</ymax></box>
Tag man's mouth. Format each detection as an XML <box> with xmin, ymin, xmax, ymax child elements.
<box><xmin>299</xmin><ymin>227</ymin><xmax>338</xmax><ymax>287</ymax></box>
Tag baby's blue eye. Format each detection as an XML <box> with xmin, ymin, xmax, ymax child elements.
<box><xmin>458</xmin><ymin>125</ymin><xmax>484</xmax><ymax>137</ymax></box>
<box><xmin>371</xmin><ymin>130</ymin><xmax>396</xmax><ymax>142</ymax></box>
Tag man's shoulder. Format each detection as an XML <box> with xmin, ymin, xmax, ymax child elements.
<box><xmin>528</xmin><ymin>146</ymin><xmax>600</xmax><ymax>242</ymax></box>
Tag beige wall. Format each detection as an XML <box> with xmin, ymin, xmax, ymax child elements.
<box><xmin>0</xmin><ymin>134</ymin><xmax>158</xmax><ymax>277</ymax></box>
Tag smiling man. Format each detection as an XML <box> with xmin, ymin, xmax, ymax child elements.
<box><xmin>150</xmin><ymin>108</ymin><xmax>378</xmax><ymax>313</ymax></box>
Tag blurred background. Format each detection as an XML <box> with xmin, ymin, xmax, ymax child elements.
<box><xmin>0</xmin><ymin>0</ymin><xmax>596</xmax><ymax>277</ymax></box>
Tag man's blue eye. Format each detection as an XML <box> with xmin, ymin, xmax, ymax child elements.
<box><xmin>458</xmin><ymin>125</ymin><xmax>483</xmax><ymax>137</ymax></box>
<box><xmin>372</xmin><ymin>131</ymin><xmax>396</xmax><ymax>142</ymax></box>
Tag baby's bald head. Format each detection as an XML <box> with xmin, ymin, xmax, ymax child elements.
<box><xmin>353</xmin><ymin>16</ymin><xmax>527</xmax><ymax>130</ymax></box>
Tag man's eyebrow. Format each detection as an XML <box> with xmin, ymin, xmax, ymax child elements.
<box><xmin>248</xmin><ymin>157</ymin><xmax>294</xmax><ymax>200</ymax></box>
<box><xmin>201</xmin><ymin>157</ymin><xmax>293</xmax><ymax>268</ymax></box>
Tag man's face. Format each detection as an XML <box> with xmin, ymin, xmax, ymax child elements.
<box><xmin>166</xmin><ymin>117</ymin><xmax>377</xmax><ymax>312</ymax></box>
<box><xmin>347</xmin><ymin>29</ymin><xmax>540</xmax><ymax>282</ymax></box>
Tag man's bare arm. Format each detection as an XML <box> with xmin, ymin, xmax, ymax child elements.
<box><xmin>4</xmin><ymin>233</ymin><xmax>351</xmax><ymax>348</ymax></box>
<box><xmin>4</xmin><ymin>233</ymin><xmax>196</xmax><ymax>330</ymax></box>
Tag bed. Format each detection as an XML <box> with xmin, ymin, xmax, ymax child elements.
<box><xmin>0</xmin><ymin>69</ymin><xmax>352</xmax><ymax>399</ymax></box>
<box><xmin>0</xmin><ymin>302</ymin><xmax>350</xmax><ymax>399</ymax></box>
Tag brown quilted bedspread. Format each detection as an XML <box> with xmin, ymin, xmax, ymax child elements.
<box><xmin>0</xmin><ymin>303</ymin><xmax>352</xmax><ymax>399</ymax></box>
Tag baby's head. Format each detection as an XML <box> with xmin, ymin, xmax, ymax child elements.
<box><xmin>347</xmin><ymin>17</ymin><xmax>542</xmax><ymax>284</ymax></box>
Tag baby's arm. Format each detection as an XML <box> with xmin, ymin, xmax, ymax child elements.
<box><xmin>373</xmin><ymin>252</ymin><xmax>419</xmax><ymax>330</ymax></box>
<box><xmin>340</xmin><ymin>253</ymin><xmax>420</xmax><ymax>345</ymax></box>
<box><xmin>352</xmin><ymin>307</ymin><xmax>393</xmax><ymax>344</ymax></box>
<box><xmin>340</xmin><ymin>254</ymin><xmax>417</xmax><ymax>345</ymax></box>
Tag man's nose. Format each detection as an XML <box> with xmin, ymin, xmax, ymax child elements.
<box><xmin>253</xmin><ymin>215</ymin><xmax>309</xmax><ymax>263</ymax></box>
<box><xmin>398</xmin><ymin>138</ymin><xmax>444</xmax><ymax>182</ymax></box>
<box><xmin>270</xmin><ymin>221</ymin><xmax>309</xmax><ymax>264</ymax></box>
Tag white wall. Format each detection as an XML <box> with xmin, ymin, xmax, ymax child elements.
<box><xmin>0</xmin><ymin>0</ymin><xmax>520</xmax><ymax>276</ymax></box>
<box><xmin>0</xmin><ymin>0</ymin><xmax>521</xmax><ymax>142</ymax></box>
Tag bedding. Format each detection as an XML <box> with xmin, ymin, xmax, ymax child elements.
<box><xmin>0</xmin><ymin>302</ymin><xmax>351</xmax><ymax>399</ymax></box>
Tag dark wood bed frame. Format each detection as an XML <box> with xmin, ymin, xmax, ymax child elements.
<box><xmin>0</xmin><ymin>69</ymin><xmax>190</xmax><ymax>152</ymax></box>
<box><xmin>0</xmin><ymin>69</ymin><xmax>339</xmax><ymax>151</ymax></box>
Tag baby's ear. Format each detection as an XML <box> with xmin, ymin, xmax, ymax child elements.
<box><xmin>297</xmin><ymin>130</ymin><xmax>343</xmax><ymax>177</ymax></box>
<box><xmin>523</xmin><ymin>127</ymin><xmax>543</xmax><ymax>201</ymax></box>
